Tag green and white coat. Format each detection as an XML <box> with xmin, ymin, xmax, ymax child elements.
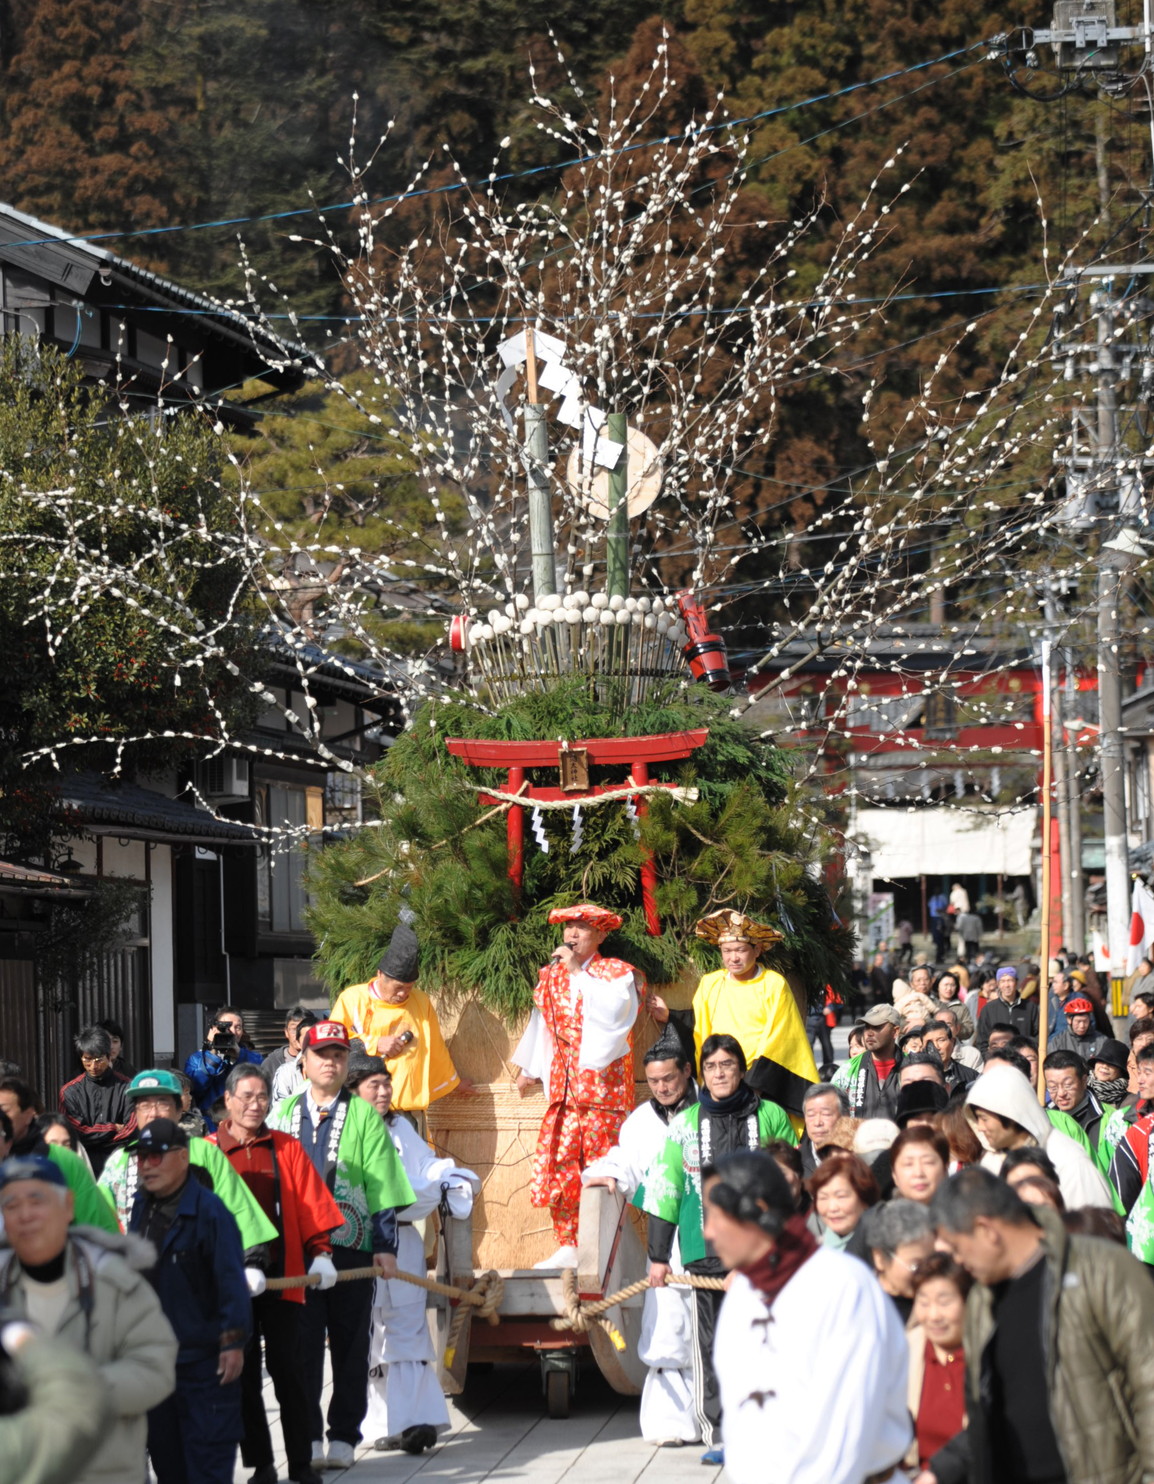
<box><xmin>641</xmin><ymin>1100</ymin><xmax>795</xmax><ymax>1265</ymax></box>
<box><xmin>272</xmin><ymin>1089</ymin><xmax>415</xmax><ymax>1252</ymax></box>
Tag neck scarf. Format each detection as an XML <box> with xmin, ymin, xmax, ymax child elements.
<box><xmin>1090</xmin><ymin>1072</ymin><xmax>1130</xmax><ymax>1106</ymax></box>
<box><xmin>741</xmin><ymin>1213</ymin><xmax>819</xmax><ymax>1303</ymax></box>
<box><xmin>697</xmin><ymin>1081</ymin><xmax>760</xmax><ymax>1119</ymax></box>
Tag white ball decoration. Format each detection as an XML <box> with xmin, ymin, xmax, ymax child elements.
<box><xmin>608</xmin><ymin>594</ymin><xmax>625</xmax><ymax>611</ymax></box>
<box><xmin>514</xmin><ymin>592</ymin><xmax>530</xmax><ymax>611</ymax></box>
<box><xmin>582</xmin><ymin>606</ymin><xmax>598</xmax><ymax>623</ymax></box>
<box><xmin>571</xmin><ymin>591</ymin><xmax>590</xmax><ymax>607</ymax></box>
<box><xmin>644</xmin><ymin>614</ymin><xmax>657</xmax><ymax>630</ymax></box>
<box><xmin>520</xmin><ymin>618</ymin><xmax>535</xmax><ymax>635</ymax></box>
<box><xmin>615</xmin><ymin>609</ymin><xmax>631</xmax><ymax>625</ymax></box>
<box><xmin>591</xmin><ymin>593</ymin><xmax>608</xmax><ymax>609</ymax></box>
<box><xmin>637</xmin><ymin>596</ymin><xmax>652</xmax><ymax>613</ymax></box>
<box><xmin>599</xmin><ymin>610</ymin><xmax>616</xmax><ymax>626</ymax></box>
<box><xmin>487</xmin><ymin>609</ymin><xmax>502</xmax><ymax>626</ymax></box>
<box><xmin>562</xmin><ymin>607</ymin><xmax>581</xmax><ymax>624</ymax></box>
<box><xmin>540</xmin><ymin>594</ymin><xmax>562</xmax><ymax>611</ymax></box>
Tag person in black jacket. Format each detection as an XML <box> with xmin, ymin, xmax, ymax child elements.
<box><xmin>974</xmin><ymin>968</ymin><xmax>1038</xmax><ymax>1055</ymax></box>
<box><xmin>845</xmin><ymin>1005</ymin><xmax>904</xmax><ymax>1119</ymax></box>
<box><xmin>58</xmin><ymin>1027</ymin><xmax>135</xmax><ymax>1177</ymax></box>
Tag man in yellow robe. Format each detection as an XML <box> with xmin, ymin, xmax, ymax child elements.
<box><xmin>653</xmin><ymin>910</ymin><xmax>818</xmax><ymax>1121</ymax></box>
<box><xmin>330</xmin><ymin>923</ymin><xmax>464</xmax><ymax>1113</ymax></box>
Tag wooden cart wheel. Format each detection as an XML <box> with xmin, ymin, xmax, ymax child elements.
<box><xmin>545</xmin><ymin>1368</ymin><xmax>572</xmax><ymax>1419</ymax></box>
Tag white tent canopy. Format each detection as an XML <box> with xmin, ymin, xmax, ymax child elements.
<box><xmin>852</xmin><ymin>806</ymin><xmax>1037</xmax><ymax>879</ymax></box>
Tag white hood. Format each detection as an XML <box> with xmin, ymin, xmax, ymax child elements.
<box><xmin>965</xmin><ymin>1062</ymin><xmax>1114</xmax><ymax>1209</ymax></box>
<box><xmin>965</xmin><ymin>1063</ymin><xmax>1053</xmax><ymax>1146</ymax></box>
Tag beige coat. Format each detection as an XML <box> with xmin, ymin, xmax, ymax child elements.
<box><xmin>0</xmin><ymin>1227</ymin><xmax>177</xmax><ymax>1484</ymax></box>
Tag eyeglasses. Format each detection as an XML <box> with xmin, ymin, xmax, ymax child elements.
<box><xmin>230</xmin><ymin>1091</ymin><xmax>270</xmax><ymax>1105</ymax></box>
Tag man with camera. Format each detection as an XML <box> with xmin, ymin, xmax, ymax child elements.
<box><xmin>183</xmin><ymin>1009</ymin><xmax>262</xmax><ymax>1132</ymax></box>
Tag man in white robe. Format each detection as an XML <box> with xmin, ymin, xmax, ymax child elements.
<box><xmin>582</xmin><ymin>1036</ymin><xmax>698</xmax><ymax>1445</ymax></box>
<box><xmin>348</xmin><ymin>1054</ymin><xmax>479</xmax><ymax>1456</ymax></box>
<box><xmin>704</xmin><ymin>1149</ymin><xmax>911</xmax><ymax>1484</ymax></box>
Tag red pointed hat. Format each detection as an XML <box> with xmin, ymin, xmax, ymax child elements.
<box><xmin>548</xmin><ymin>903</ymin><xmax>623</xmax><ymax>933</ymax></box>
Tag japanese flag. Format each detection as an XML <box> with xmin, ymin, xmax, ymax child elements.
<box><xmin>1127</xmin><ymin>879</ymin><xmax>1154</xmax><ymax>974</ymax></box>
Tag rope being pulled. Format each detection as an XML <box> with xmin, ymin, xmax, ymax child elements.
<box><xmin>262</xmin><ymin>1263</ymin><xmax>722</xmax><ymax>1358</ymax></box>
<box><xmin>263</xmin><ymin>1264</ymin><xmax>504</xmax><ymax>1371</ymax></box>
<box><xmin>549</xmin><ymin>1268</ymin><xmax>728</xmax><ymax>1351</ymax></box>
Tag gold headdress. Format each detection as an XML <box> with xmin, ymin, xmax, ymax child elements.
<box><xmin>694</xmin><ymin>909</ymin><xmax>782</xmax><ymax>952</ymax></box>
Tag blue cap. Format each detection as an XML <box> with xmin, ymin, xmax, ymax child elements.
<box><xmin>0</xmin><ymin>1154</ymin><xmax>67</xmax><ymax>1192</ymax></box>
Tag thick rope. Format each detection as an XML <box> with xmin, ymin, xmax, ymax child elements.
<box><xmin>262</xmin><ymin>1262</ymin><xmax>721</xmax><ymax>1357</ymax></box>
<box><xmin>548</xmin><ymin>1269</ymin><xmax>727</xmax><ymax>1349</ymax></box>
<box><xmin>263</xmin><ymin>1264</ymin><xmax>504</xmax><ymax>1323</ymax></box>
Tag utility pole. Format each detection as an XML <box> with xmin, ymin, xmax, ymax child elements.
<box><xmin>1064</xmin><ymin>648</ymin><xmax>1086</xmax><ymax>951</ymax></box>
<box><xmin>1044</xmin><ymin>588</ymin><xmax>1074</xmax><ymax>949</ymax></box>
<box><xmin>1008</xmin><ymin>0</ymin><xmax>1154</xmax><ymax>1010</ymax></box>
<box><xmin>1092</xmin><ymin>284</ymin><xmax>1137</xmax><ymax>1013</ymax></box>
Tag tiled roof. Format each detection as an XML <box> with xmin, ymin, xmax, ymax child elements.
<box><xmin>0</xmin><ymin>859</ymin><xmax>85</xmax><ymax>888</ymax></box>
<box><xmin>57</xmin><ymin>774</ymin><xmax>256</xmax><ymax>844</ymax></box>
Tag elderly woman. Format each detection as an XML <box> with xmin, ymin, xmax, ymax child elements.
<box><xmin>907</xmin><ymin>1253</ymin><xmax>972</xmax><ymax>1484</ymax></box>
<box><xmin>861</xmin><ymin>1198</ymin><xmax>937</xmax><ymax>1323</ymax></box>
<box><xmin>804</xmin><ymin>1151</ymin><xmax>880</xmax><ymax>1260</ymax></box>
<box><xmin>890</xmin><ymin>1126</ymin><xmax>950</xmax><ymax>1206</ymax></box>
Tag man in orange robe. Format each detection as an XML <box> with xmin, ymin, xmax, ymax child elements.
<box><xmin>514</xmin><ymin>903</ymin><xmax>642</xmax><ymax>1267</ymax></box>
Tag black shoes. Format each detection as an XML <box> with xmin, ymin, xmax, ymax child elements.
<box><xmin>400</xmin><ymin>1425</ymin><xmax>438</xmax><ymax>1455</ymax></box>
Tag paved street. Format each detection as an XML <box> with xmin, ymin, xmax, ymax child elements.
<box><xmin>235</xmin><ymin>1359</ymin><xmax>722</xmax><ymax>1484</ymax></box>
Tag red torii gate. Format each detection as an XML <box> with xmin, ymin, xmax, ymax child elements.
<box><xmin>445</xmin><ymin>729</ymin><xmax>709</xmax><ymax>935</ymax></box>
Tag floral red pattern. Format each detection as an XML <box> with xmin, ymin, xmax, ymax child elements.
<box><xmin>528</xmin><ymin>953</ymin><xmax>641</xmax><ymax>1244</ymax></box>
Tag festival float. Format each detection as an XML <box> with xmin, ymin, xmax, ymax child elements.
<box><xmin>306</xmin><ymin>320</ymin><xmax>853</xmax><ymax>1416</ymax></box>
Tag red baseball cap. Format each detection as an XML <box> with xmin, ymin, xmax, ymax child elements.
<box><xmin>301</xmin><ymin>1020</ymin><xmax>350</xmax><ymax>1051</ymax></box>
<box><xmin>1064</xmin><ymin>997</ymin><xmax>1094</xmax><ymax>1016</ymax></box>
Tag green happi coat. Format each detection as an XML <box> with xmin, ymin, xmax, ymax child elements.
<box><xmin>641</xmin><ymin>1099</ymin><xmax>795</xmax><ymax>1265</ymax></box>
<box><xmin>99</xmin><ymin>1135</ymin><xmax>278</xmax><ymax>1250</ymax></box>
<box><xmin>48</xmin><ymin>1143</ymin><xmax>119</xmax><ymax>1234</ymax></box>
<box><xmin>272</xmin><ymin>1089</ymin><xmax>415</xmax><ymax>1251</ymax></box>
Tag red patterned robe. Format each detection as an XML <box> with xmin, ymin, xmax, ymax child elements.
<box><xmin>527</xmin><ymin>953</ymin><xmax>642</xmax><ymax>1245</ymax></box>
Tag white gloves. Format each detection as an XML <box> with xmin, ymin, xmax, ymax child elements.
<box><xmin>308</xmin><ymin>1254</ymin><xmax>338</xmax><ymax>1291</ymax></box>
<box><xmin>244</xmin><ymin>1267</ymin><xmax>267</xmax><ymax>1297</ymax></box>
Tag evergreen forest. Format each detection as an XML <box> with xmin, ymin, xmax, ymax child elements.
<box><xmin>1</xmin><ymin>0</ymin><xmax>1147</xmax><ymax>653</ymax></box>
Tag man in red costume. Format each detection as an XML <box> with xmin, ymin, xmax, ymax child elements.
<box><xmin>515</xmin><ymin>903</ymin><xmax>642</xmax><ymax>1268</ymax></box>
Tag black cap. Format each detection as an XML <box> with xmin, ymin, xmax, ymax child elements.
<box><xmin>1093</xmin><ymin>1038</ymin><xmax>1130</xmax><ymax>1075</ymax></box>
<box><xmin>894</xmin><ymin>1081</ymin><xmax>949</xmax><ymax>1125</ymax></box>
<box><xmin>378</xmin><ymin>922</ymin><xmax>419</xmax><ymax>982</ymax></box>
<box><xmin>131</xmin><ymin>1117</ymin><xmax>189</xmax><ymax>1154</ymax></box>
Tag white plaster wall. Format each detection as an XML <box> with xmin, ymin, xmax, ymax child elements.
<box><xmin>150</xmin><ymin>845</ymin><xmax>175</xmax><ymax>1063</ymax></box>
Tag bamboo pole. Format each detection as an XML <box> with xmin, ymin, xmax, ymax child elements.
<box><xmin>1037</xmin><ymin>632</ymin><xmax>1053</xmax><ymax>1103</ymax></box>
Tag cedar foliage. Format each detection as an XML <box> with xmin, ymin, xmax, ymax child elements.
<box><xmin>228</xmin><ymin>370</ymin><xmax>466</xmax><ymax>654</ymax></box>
<box><xmin>307</xmin><ymin>678</ymin><xmax>853</xmax><ymax>1016</ymax></box>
